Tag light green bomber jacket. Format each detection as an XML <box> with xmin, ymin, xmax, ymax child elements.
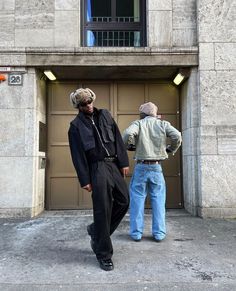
<box><xmin>122</xmin><ymin>116</ymin><xmax>182</xmax><ymax>160</ymax></box>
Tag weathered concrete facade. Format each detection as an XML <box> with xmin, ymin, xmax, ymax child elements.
<box><xmin>197</xmin><ymin>0</ymin><xmax>236</xmax><ymax>217</ymax></box>
<box><xmin>0</xmin><ymin>0</ymin><xmax>235</xmax><ymax>218</ymax></box>
<box><xmin>0</xmin><ymin>68</ymin><xmax>46</xmax><ymax>217</ymax></box>
<box><xmin>0</xmin><ymin>0</ymin><xmax>196</xmax><ymax>48</ymax></box>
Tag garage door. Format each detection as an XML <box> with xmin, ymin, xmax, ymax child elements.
<box><xmin>46</xmin><ymin>81</ymin><xmax>182</xmax><ymax>209</ymax></box>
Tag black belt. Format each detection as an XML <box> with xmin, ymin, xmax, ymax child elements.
<box><xmin>104</xmin><ymin>156</ymin><xmax>116</xmax><ymax>162</ymax></box>
<box><xmin>137</xmin><ymin>160</ymin><xmax>160</xmax><ymax>164</ymax></box>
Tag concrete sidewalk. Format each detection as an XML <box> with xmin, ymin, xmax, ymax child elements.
<box><xmin>0</xmin><ymin>210</ymin><xmax>235</xmax><ymax>291</ymax></box>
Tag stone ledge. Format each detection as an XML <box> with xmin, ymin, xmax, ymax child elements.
<box><xmin>0</xmin><ymin>47</ymin><xmax>198</xmax><ymax>66</ymax></box>
<box><xmin>0</xmin><ymin>206</ymin><xmax>44</xmax><ymax>218</ymax></box>
<box><xmin>0</xmin><ymin>46</ymin><xmax>199</xmax><ymax>54</ymax></box>
<box><xmin>198</xmin><ymin>207</ymin><xmax>236</xmax><ymax>219</ymax></box>
<box><xmin>0</xmin><ymin>208</ymin><xmax>32</xmax><ymax>218</ymax></box>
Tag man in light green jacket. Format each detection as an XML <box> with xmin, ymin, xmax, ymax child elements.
<box><xmin>123</xmin><ymin>102</ymin><xmax>182</xmax><ymax>242</ymax></box>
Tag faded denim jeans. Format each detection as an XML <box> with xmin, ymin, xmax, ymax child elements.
<box><xmin>129</xmin><ymin>163</ymin><xmax>166</xmax><ymax>241</ymax></box>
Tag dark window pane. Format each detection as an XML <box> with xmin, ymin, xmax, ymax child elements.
<box><xmin>88</xmin><ymin>0</ymin><xmax>111</xmax><ymax>21</ymax></box>
<box><xmin>116</xmin><ymin>0</ymin><xmax>140</xmax><ymax>22</ymax></box>
<box><xmin>98</xmin><ymin>31</ymin><xmax>102</xmax><ymax>46</ymax></box>
<box><xmin>116</xmin><ymin>0</ymin><xmax>133</xmax><ymax>17</ymax></box>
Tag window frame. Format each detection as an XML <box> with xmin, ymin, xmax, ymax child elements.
<box><xmin>81</xmin><ymin>0</ymin><xmax>146</xmax><ymax>47</ymax></box>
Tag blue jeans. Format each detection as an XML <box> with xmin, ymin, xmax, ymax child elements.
<box><xmin>129</xmin><ymin>163</ymin><xmax>166</xmax><ymax>240</ymax></box>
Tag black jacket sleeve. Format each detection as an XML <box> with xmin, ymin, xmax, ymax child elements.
<box><xmin>68</xmin><ymin>124</ymin><xmax>91</xmax><ymax>187</ymax></box>
<box><xmin>113</xmin><ymin>121</ymin><xmax>129</xmax><ymax>168</ymax></box>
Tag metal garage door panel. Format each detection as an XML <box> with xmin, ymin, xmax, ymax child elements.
<box><xmin>50</xmin><ymin>176</ymin><xmax>92</xmax><ymax>209</ymax></box>
<box><xmin>146</xmin><ymin>83</ymin><xmax>181</xmax><ymax>208</ymax></box>
<box><xmin>117</xmin><ymin>84</ymin><xmax>145</xmax><ymax>112</ymax></box>
<box><xmin>47</xmin><ymin>81</ymin><xmax>182</xmax><ymax>210</ymax></box>
<box><xmin>50</xmin><ymin>83</ymin><xmax>78</xmax><ymax>111</ymax></box>
<box><xmin>117</xmin><ymin>114</ymin><xmax>140</xmax><ymax>173</ymax></box>
<box><xmin>50</xmin><ymin>146</ymin><xmax>75</xmax><ymax>176</ymax></box>
<box><xmin>116</xmin><ymin>82</ymin><xmax>181</xmax><ymax>210</ymax></box>
<box><xmin>161</xmin><ymin>114</ymin><xmax>178</xmax><ymax>128</ymax></box>
<box><xmin>117</xmin><ymin>114</ymin><xmax>139</xmax><ymax>134</ymax></box>
<box><xmin>47</xmin><ymin>82</ymin><xmax>110</xmax><ymax>210</ymax></box>
<box><xmin>165</xmin><ymin>177</ymin><xmax>182</xmax><ymax>208</ymax></box>
<box><xmin>50</xmin><ymin>115</ymin><xmax>75</xmax><ymax>143</ymax></box>
<box><xmin>160</xmin><ymin>114</ymin><xmax>181</xmax><ymax>176</ymax></box>
<box><xmin>148</xmin><ymin>84</ymin><xmax>179</xmax><ymax>113</ymax></box>
<box><xmin>160</xmin><ymin>113</ymin><xmax>181</xmax><ymax>176</ymax></box>
<box><xmin>81</xmin><ymin>83</ymin><xmax>111</xmax><ymax>110</ymax></box>
<box><xmin>146</xmin><ymin>176</ymin><xmax>182</xmax><ymax>209</ymax></box>
<box><xmin>162</xmin><ymin>152</ymin><xmax>181</xmax><ymax>176</ymax></box>
<box><xmin>127</xmin><ymin>151</ymin><xmax>136</xmax><ymax>173</ymax></box>
<box><xmin>78</xmin><ymin>189</ymin><xmax>93</xmax><ymax>209</ymax></box>
<box><xmin>124</xmin><ymin>176</ymin><xmax>131</xmax><ymax>191</ymax></box>
<box><xmin>50</xmin><ymin>177</ymin><xmax>79</xmax><ymax>209</ymax></box>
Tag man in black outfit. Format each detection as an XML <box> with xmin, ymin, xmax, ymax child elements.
<box><xmin>68</xmin><ymin>88</ymin><xmax>129</xmax><ymax>271</ymax></box>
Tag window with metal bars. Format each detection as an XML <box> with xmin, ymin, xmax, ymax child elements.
<box><xmin>82</xmin><ymin>0</ymin><xmax>146</xmax><ymax>47</ymax></box>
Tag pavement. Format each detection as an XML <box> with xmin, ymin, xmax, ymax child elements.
<box><xmin>0</xmin><ymin>209</ymin><xmax>235</xmax><ymax>291</ymax></box>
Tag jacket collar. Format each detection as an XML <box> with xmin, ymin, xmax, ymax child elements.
<box><xmin>72</xmin><ymin>108</ymin><xmax>99</xmax><ymax>128</ymax></box>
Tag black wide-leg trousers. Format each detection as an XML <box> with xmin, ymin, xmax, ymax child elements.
<box><xmin>89</xmin><ymin>160</ymin><xmax>129</xmax><ymax>260</ymax></box>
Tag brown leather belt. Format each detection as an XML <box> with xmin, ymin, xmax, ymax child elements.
<box><xmin>137</xmin><ymin>160</ymin><xmax>160</xmax><ymax>164</ymax></box>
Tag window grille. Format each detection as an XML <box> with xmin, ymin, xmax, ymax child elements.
<box><xmin>87</xmin><ymin>30</ymin><xmax>140</xmax><ymax>47</ymax></box>
<box><xmin>83</xmin><ymin>0</ymin><xmax>146</xmax><ymax>47</ymax></box>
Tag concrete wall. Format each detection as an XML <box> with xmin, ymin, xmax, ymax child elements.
<box><xmin>181</xmin><ymin>68</ymin><xmax>200</xmax><ymax>216</ymax></box>
<box><xmin>1</xmin><ymin>0</ymin><xmax>235</xmax><ymax>218</ymax></box>
<box><xmin>0</xmin><ymin>0</ymin><xmax>196</xmax><ymax>48</ymax></box>
<box><xmin>0</xmin><ymin>0</ymin><xmax>80</xmax><ymax>48</ymax></box>
<box><xmin>0</xmin><ymin>0</ymin><xmax>198</xmax><ymax>218</ymax></box>
<box><xmin>197</xmin><ymin>0</ymin><xmax>236</xmax><ymax>217</ymax></box>
<box><xmin>0</xmin><ymin>68</ymin><xmax>46</xmax><ymax>217</ymax></box>
<box><xmin>148</xmin><ymin>0</ymin><xmax>197</xmax><ymax>47</ymax></box>
<box><xmin>33</xmin><ymin>70</ymin><xmax>47</xmax><ymax>217</ymax></box>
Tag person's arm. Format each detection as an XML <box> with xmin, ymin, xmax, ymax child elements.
<box><xmin>122</xmin><ymin>120</ymin><xmax>140</xmax><ymax>148</ymax></box>
<box><xmin>164</xmin><ymin>121</ymin><xmax>182</xmax><ymax>154</ymax></box>
<box><xmin>68</xmin><ymin>124</ymin><xmax>91</xmax><ymax>188</ymax></box>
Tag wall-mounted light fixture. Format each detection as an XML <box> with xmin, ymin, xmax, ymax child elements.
<box><xmin>44</xmin><ymin>70</ymin><xmax>56</xmax><ymax>81</ymax></box>
<box><xmin>173</xmin><ymin>69</ymin><xmax>190</xmax><ymax>86</ymax></box>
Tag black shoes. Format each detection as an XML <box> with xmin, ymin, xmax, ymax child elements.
<box><xmin>87</xmin><ymin>225</ymin><xmax>114</xmax><ymax>271</ymax></box>
<box><xmin>98</xmin><ymin>258</ymin><xmax>114</xmax><ymax>271</ymax></box>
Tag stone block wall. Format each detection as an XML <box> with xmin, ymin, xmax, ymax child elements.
<box><xmin>0</xmin><ymin>68</ymin><xmax>46</xmax><ymax>217</ymax></box>
<box><xmin>1</xmin><ymin>0</ymin><xmax>235</xmax><ymax>219</ymax></box>
<box><xmin>197</xmin><ymin>0</ymin><xmax>236</xmax><ymax>217</ymax></box>
<box><xmin>0</xmin><ymin>0</ymin><xmax>196</xmax><ymax>48</ymax></box>
<box><xmin>181</xmin><ymin>68</ymin><xmax>200</xmax><ymax>216</ymax></box>
<box><xmin>0</xmin><ymin>0</ymin><xmax>80</xmax><ymax>48</ymax></box>
<box><xmin>148</xmin><ymin>0</ymin><xmax>197</xmax><ymax>47</ymax></box>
